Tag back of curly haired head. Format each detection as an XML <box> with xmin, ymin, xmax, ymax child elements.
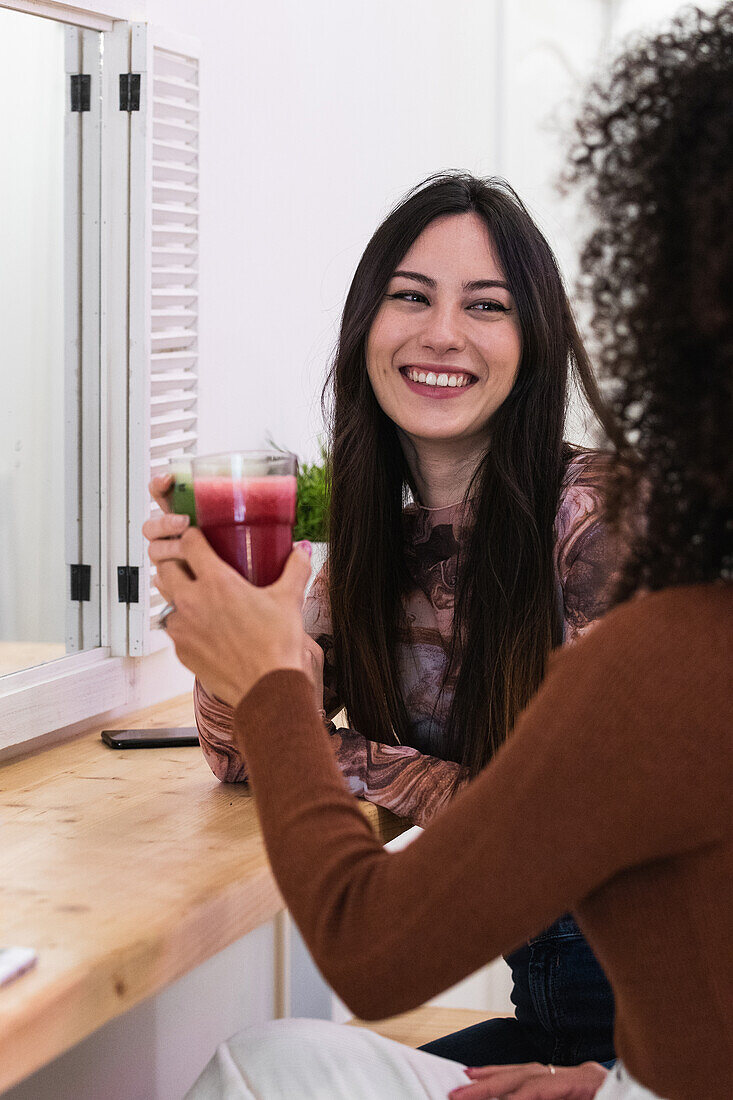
<box><xmin>567</xmin><ymin>2</ymin><xmax>732</xmax><ymax>598</ymax></box>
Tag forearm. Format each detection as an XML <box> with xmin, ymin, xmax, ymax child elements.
<box><xmin>233</xmin><ymin>594</ymin><xmax>719</xmax><ymax>1021</ymax></box>
<box><xmin>235</xmin><ymin>670</ymin><xmax>579</xmax><ymax>1020</ymax></box>
<box><xmin>194</xmin><ymin>678</ymin><xmax>249</xmax><ymax>783</ymax></box>
<box><xmin>330</xmin><ymin>729</ymin><xmax>468</xmax><ymax>827</ymax></box>
<box><xmin>362</xmin><ymin>741</ymin><xmax>467</xmax><ymax>827</ymax></box>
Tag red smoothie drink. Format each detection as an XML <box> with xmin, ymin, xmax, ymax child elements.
<box><xmin>194</xmin><ymin>474</ymin><xmax>297</xmax><ymax>586</ymax></box>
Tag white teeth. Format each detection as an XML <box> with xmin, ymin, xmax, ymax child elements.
<box><xmin>405</xmin><ymin>369</ymin><xmax>474</xmax><ymax>388</ymax></box>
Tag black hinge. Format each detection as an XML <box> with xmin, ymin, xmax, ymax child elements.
<box><xmin>119</xmin><ymin>73</ymin><xmax>141</xmax><ymax>112</ymax></box>
<box><xmin>70</xmin><ymin>74</ymin><xmax>91</xmax><ymax>112</ymax></box>
<box><xmin>70</xmin><ymin>564</ymin><xmax>91</xmax><ymax>602</ymax></box>
<box><xmin>117</xmin><ymin>566</ymin><xmax>140</xmax><ymax>604</ymax></box>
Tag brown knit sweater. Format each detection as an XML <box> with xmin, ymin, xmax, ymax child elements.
<box><xmin>233</xmin><ymin>585</ymin><xmax>732</xmax><ymax>1100</ymax></box>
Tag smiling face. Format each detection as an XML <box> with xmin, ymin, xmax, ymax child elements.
<box><xmin>366</xmin><ymin>212</ymin><xmax>522</xmax><ymax>450</ymax></box>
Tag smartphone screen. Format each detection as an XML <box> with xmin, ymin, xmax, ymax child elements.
<box><xmin>101</xmin><ymin>728</ymin><xmax>200</xmax><ymax>749</ymax></box>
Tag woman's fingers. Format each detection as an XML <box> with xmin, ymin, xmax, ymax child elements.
<box><xmin>149</xmin><ymin>474</ymin><xmax>174</xmax><ymax>512</ymax></box>
<box><xmin>465</xmin><ymin>1064</ymin><xmax>547</xmax><ymax>1081</ymax></box>
<box><xmin>303</xmin><ymin>634</ymin><xmax>324</xmax><ymax>673</ymax></box>
<box><xmin>154</xmin><ymin>558</ymin><xmax>196</xmax><ymax>605</ymax></box>
<box><xmin>302</xmin><ymin>635</ymin><xmax>325</xmax><ymax>709</ymax></box>
<box><xmin>275</xmin><ymin>543</ymin><xmax>314</xmax><ymax>609</ymax></box>
<box><xmin>450</xmin><ymin>1061</ymin><xmax>608</xmax><ymax>1100</ymax></box>
<box><xmin>144</xmin><ymin>513</ymin><xmax>190</xmax><ymax>549</ymax></box>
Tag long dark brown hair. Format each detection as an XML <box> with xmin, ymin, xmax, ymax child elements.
<box><xmin>326</xmin><ymin>173</ymin><xmax>617</xmax><ymax>775</ymax></box>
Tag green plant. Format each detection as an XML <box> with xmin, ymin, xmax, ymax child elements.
<box><xmin>293</xmin><ymin>452</ymin><xmax>329</xmax><ymax>542</ymax></box>
<box><xmin>267</xmin><ymin>437</ymin><xmax>329</xmax><ymax>542</ymax></box>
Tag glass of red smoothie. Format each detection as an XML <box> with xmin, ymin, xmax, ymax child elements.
<box><xmin>191</xmin><ymin>451</ymin><xmax>297</xmax><ymax>586</ymax></box>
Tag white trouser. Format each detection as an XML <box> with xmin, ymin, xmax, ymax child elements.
<box><xmin>184</xmin><ymin>1018</ymin><xmax>665</xmax><ymax>1100</ymax></box>
<box><xmin>184</xmin><ymin>1018</ymin><xmax>468</xmax><ymax>1099</ymax></box>
<box><xmin>595</xmin><ymin>1062</ymin><xmax>667</xmax><ymax>1099</ymax></box>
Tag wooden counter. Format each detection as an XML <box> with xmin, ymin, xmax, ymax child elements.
<box><xmin>0</xmin><ymin>694</ymin><xmax>407</xmax><ymax>1094</ymax></box>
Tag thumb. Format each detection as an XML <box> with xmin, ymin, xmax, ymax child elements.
<box><xmin>275</xmin><ymin>541</ymin><xmax>312</xmax><ymax>604</ymax></box>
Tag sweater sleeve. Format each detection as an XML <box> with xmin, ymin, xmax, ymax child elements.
<box><xmin>333</xmin><ymin>729</ymin><xmax>467</xmax><ymax>827</ymax></box>
<box><xmin>194</xmin><ymin>565</ymin><xmax>338</xmax><ymax>783</ymax></box>
<box><xmin>556</xmin><ymin>451</ymin><xmax>624</xmax><ymax>644</ymax></box>
<box><xmin>233</xmin><ymin>588</ymin><xmax>725</xmax><ymax>1021</ymax></box>
<box><xmin>193</xmin><ymin>678</ymin><xmax>249</xmax><ymax>783</ymax></box>
<box><xmin>308</xmin><ymin>565</ymin><xmax>466</xmax><ymax>825</ymax></box>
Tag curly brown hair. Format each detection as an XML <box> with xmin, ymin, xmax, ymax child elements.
<box><xmin>566</xmin><ymin>2</ymin><xmax>733</xmax><ymax>599</ymax></box>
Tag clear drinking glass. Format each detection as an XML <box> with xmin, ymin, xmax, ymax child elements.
<box><xmin>191</xmin><ymin>451</ymin><xmax>298</xmax><ymax>586</ymax></box>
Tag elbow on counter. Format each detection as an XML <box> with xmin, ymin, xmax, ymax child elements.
<box><xmin>198</xmin><ymin>738</ymin><xmax>249</xmax><ymax>784</ymax></box>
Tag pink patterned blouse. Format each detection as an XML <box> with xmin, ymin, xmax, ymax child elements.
<box><xmin>193</xmin><ymin>451</ymin><xmax>620</xmax><ymax>826</ymax></box>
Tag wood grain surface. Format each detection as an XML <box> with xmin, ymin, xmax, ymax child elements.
<box><xmin>0</xmin><ymin>693</ymin><xmax>407</xmax><ymax>1093</ymax></box>
<box><xmin>349</xmin><ymin>1005</ymin><xmax>508</xmax><ymax>1049</ymax></box>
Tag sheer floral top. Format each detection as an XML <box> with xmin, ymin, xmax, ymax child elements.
<box><xmin>193</xmin><ymin>450</ymin><xmax>620</xmax><ymax>827</ymax></box>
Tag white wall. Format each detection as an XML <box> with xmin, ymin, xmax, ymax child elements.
<box><xmin>142</xmin><ymin>0</ymin><xmax>627</xmax><ymax>462</ymax></box>
<box><xmin>611</xmin><ymin>0</ymin><xmax>723</xmax><ymax>41</ymax></box>
<box><xmin>146</xmin><ymin>0</ymin><xmax>505</xmax><ymax>465</ymax></box>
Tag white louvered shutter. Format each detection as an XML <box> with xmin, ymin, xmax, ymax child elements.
<box><xmin>127</xmin><ymin>25</ymin><xmax>200</xmax><ymax>655</ymax></box>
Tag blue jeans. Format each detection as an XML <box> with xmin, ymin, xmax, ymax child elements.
<box><xmin>420</xmin><ymin>915</ymin><xmax>616</xmax><ymax>1068</ymax></box>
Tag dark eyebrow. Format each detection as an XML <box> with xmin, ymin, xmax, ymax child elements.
<box><xmin>391</xmin><ymin>270</ymin><xmax>509</xmax><ymax>292</ymax></box>
<box><xmin>463</xmin><ymin>278</ymin><xmax>509</xmax><ymax>292</ymax></box>
<box><xmin>391</xmin><ymin>270</ymin><xmax>436</xmax><ymax>288</ymax></box>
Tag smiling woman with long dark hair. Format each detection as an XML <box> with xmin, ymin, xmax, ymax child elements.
<box><xmin>152</xmin><ymin>171</ymin><xmax>625</xmax><ymax>1073</ymax></box>
<box><xmin>325</xmin><ymin>174</ymin><xmax>619</xmax><ymax>776</ymax></box>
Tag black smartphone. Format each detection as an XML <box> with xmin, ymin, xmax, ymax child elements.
<box><xmin>101</xmin><ymin>727</ymin><xmax>200</xmax><ymax>749</ymax></box>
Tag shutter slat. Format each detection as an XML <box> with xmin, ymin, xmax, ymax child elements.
<box><xmin>151</xmin><ymin>309</ymin><xmax>197</xmax><ymax>331</ymax></box>
<box><xmin>152</xmin><ymin>266</ymin><xmax>197</xmax><ymax>287</ymax></box>
<box><xmin>151</xmin><ymin>371</ymin><xmax>197</xmax><ymax>394</ymax></box>
<box><xmin>151</xmin><ymin>330</ymin><xmax>197</xmax><ymax>351</ymax></box>
<box><xmin>151</xmin><ymin>392</ymin><xmax>197</xmax><ymax>416</ymax></box>
<box><xmin>155</xmin><ymin>51</ymin><xmax>197</xmax><ymax>86</ymax></box>
<box><xmin>151</xmin><ymin>429</ymin><xmax>198</xmax><ymax>456</ymax></box>
<box><xmin>152</xmin><ymin>225</ymin><xmax>197</xmax><ymax>242</ymax></box>
<box><xmin>153</xmin><ymin>117</ymin><xmax>198</xmax><ymax>143</ymax></box>
<box><xmin>152</xmin><ymin>202</ymin><xmax>198</xmax><ymax>226</ymax></box>
<box><xmin>152</xmin><ymin>137</ymin><xmax>198</xmax><ymax>164</ymax></box>
<box><xmin>153</xmin><ymin>94</ymin><xmax>199</xmax><ymax>120</ymax></box>
<box><xmin>152</xmin><ymin>244</ymin><xmax>197</xmax><ymax>266</ymax></box>
<box><xmin>153</xmin><ymin>74</ymin><xmax>198</xmax><ymax>98</ymax></box>
<box><xmin>152</xmin><ymin>158</ymin><xmax>198</xmax><ymax>184</ymax></box>
<box><xmin>151</xmin><ymin>409</ymin><xmax>197</xmax><ymax>436</ymax></box>
<box><xmin>151</xmin><ymin>349</ymin><xmax>198</xmax><ymax>367</ymax></box>
<box><xmin>151</xmin><ymin>452</ymin><xmax>194</xmax><ymax>475</ymax></box>
<box><xmin>152</xmin><ymin>288</ymin><xmax>198</xmax><ymax>305</ymax></box>
<box><xmin>153</xmin><ymin>181</ymin><xmax>198</xmax><ymax>203</ymax></box>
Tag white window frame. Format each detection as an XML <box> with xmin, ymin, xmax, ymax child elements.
<box><xmin>0</xmin><ymin>1</ymin><xmax>193</xmax><ymax>754</ymax></box>
<box><xmin>1</xmin><ymin>1</ymin><xmax>138</xmax><ymax>32</ymax></box>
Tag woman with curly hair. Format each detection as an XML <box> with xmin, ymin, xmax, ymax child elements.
<box><xmin>149</xmin><ymin>3</ymin><xmax>731</xmax><ymax>1098</ymax></box>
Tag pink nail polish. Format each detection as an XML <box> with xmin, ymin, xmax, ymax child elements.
<box><xmin>298</xmin><ymin>540</ymin><xmax>313</xmax><ymax>559</ymax></box>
